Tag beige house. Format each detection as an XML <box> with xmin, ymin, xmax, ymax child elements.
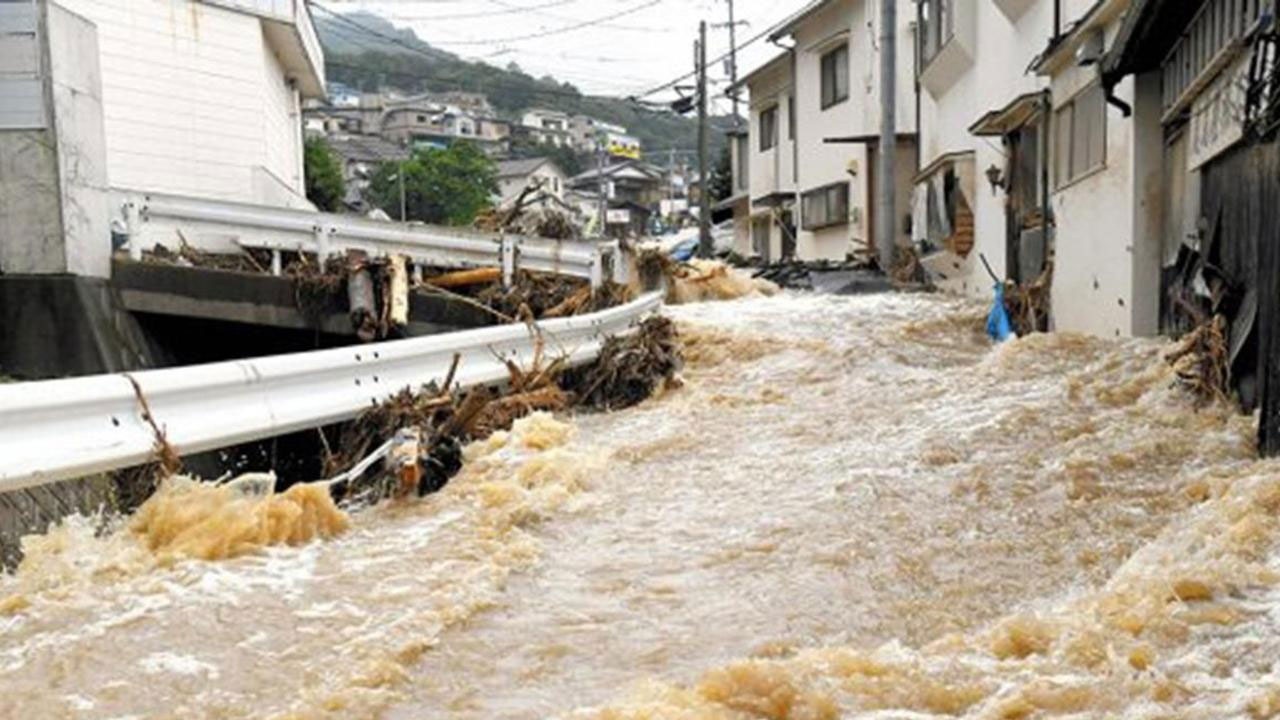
<box><xmin>730</xmin><ymin>0</ymin><xmax>919</xmax><ymax>263</ymax></box>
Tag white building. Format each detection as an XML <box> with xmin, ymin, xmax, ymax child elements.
<box><xmin>730</xmin><ymin>0</ymin><xmax>919</xmax><ymax>263</ymax></box>
<box><xmin>0</xmin><ymin>0</ymin><xmax>325</xmax><ymax>278</ymax></box>
<box><xmin>495</xmin><ymin>157</ymin><xmax>569</xmax><ymax>210</ymax></box>
<box><xmin>912</xmin><ymin>0</ymin><xmax>1162</xmax><ymax>338</ymax></box>
<box><xmin>60</xmin><ymin>0</ymin><xmax>321</xmax><ymax>206</ymax></box>
<box><xmin>519</xmin><ymin>108</ymin><xmax>573</xmax><ymax>147</ymax></box>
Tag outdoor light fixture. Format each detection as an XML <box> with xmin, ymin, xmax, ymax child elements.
<box><xmin>985</xmin><ymin>164</ymin><xmax>1005</xmax><ymax>195</ymax></box>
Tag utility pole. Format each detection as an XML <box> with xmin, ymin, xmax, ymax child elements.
<box><xmin>876</xmin><ymin>0</ymin><xmax>897</xmax><ymax>274</ymax></box>
<box><xmin>696</xmin><ymin>20</ymin><xmax>712</xmax><ymax>258</ymax></box>
<box><xmin>727</xmin><ymin>0</ymin><xmax>740</xmax><ymax>128</ymax></box>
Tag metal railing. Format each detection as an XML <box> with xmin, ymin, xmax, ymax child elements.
<box><xmin>1161</xmin><ymin>0</ymin><xmax>1269</xmax><ymax>115</ymax></box>
<box><xmin>0</xmin><ymin>291</ymin><xmax>663</xmax><ymax>493</ymax></box>
<box><xmin>114</xmin><ymin>190</ymin><xmax>622</xmax><ymax>288</ymax></box>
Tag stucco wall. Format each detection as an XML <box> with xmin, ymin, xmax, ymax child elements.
<box><xmin>789</xmin><ymin>0</ymin><xmax>917</xmax><ymax>261</ymax></box>
<box><xmin>1049</xmin><ymin>60</ymin><xmax>1137</xmax><ymax>338</ymax></box>
<box><xmin>917</xmin><ymin>0</ymin><xmax>1056</xmax><ymax>298</ymax></box>
<box><xmin>55</xmin><ymin>0</ymin><xmax>307</xmax><ymax>205</ymax></box>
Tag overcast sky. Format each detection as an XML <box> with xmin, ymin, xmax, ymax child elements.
<box><xmin>320</xmin><ymin>0</ymin><xmax>803</xmax><ymax>109</ymax></box>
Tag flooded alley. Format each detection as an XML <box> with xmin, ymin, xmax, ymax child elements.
<box><xmin>4</xmin><ymin>292</ymin><xmax>1280</xmax><ymax>719</ymax></box>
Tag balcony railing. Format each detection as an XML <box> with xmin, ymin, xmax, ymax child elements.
<box><xmin>1161</xmin><ymin>0</ymin><xmax>1269</xmax><ymax>114</ymax></box>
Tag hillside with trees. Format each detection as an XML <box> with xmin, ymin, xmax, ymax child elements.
<box><xmin>315</xmin><ymin>11</ymin><xmax>731</xmax><ymax>163</ymax></box>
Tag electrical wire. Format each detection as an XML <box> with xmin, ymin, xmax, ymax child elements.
<box><xmin>423</xmin><ymin>0</ymin><xmax>665</xmax><ymax>46</ymax></box>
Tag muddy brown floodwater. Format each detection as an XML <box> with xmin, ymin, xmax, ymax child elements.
<box><xmin>3</xmin><ymin>292</ymin><xmax>1280</xmax><ymax>720</ymax></box>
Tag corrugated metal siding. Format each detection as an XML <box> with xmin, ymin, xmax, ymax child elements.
<box><xmin>54</xmin><ymin>0</ymin><xmax>303</xmax><ymax>202</ymax></box>
<box><xmin>0</xmin><ymin>0</ymin><xmax>44</xmax><ymax>129</ymax></box>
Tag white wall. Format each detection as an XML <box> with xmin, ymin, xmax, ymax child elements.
<box><xmin>789</xmin><ymin>0</ymin><xmax>917</xmax><ymax>261</ymax></box>
<box><xmin>1049</xmin><ymin>47</ymin><xmax>1138</xmax><ymax>338</ymax></box>
<box><xmin>917</xmin><ymin>0</ymin><xmax>1056</xmax><ymax>297</ymax></box>
<box><xmin>498</xmin><ymin>164</ymin><xmax>567</xmax><ymax>204</ymax></box>
<box><xmin>54</xmin><ymin>0</ymin><xmax>308</xmax><ymax>206</ymax></box>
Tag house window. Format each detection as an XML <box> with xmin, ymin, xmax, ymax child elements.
<box><xmin>801</xmin><ymin>182</ymin><xmax>850</xmax><ymax>230</ymax></box>
<box><xmin>788</xmin><ymin>95</ymin><xmax>796</xmax><ymax>140</ymax></box>
<box><xmin>820</xmin><ymin>44</ymin><xmax>849</xmax><ymax>109</ymax></box>
<box><xmin>1054</xmin><ymin>83</ymin><xmax>1106</xmax><ymax>188</ymax></box>
<box><xmin>919</xmin><ymin>0</ymin><xmax>956</xmax><ymax>67</ymax></box>
<box><xmin>759</xmin><ymin>106</ymin><xmax>778</xmax><ymax>151</ymax></box>
<box><xmin>735</xmin><ymin>134</ymin><xmax>749</xmax><ymax>191</ymax></box>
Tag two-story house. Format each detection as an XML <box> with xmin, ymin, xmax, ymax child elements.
<box><xmin>519</xmin><ymin>108</ymin><xmax>573</xmax><ymax>147</ymax></box>
<box><xmin>731</xmin><ymin>0</ymin><xmax>919</xmax><ymax>263</ymax></box>
<box><xmin>913</xmin><ymin>0</ymin><xmax>1161</xmax><ymax>339</ymax></box>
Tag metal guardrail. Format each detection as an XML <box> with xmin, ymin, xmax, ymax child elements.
<box><xmin>113</xmin><ymin>190</ymin><xmax>621</xmax><ymax>288</ymax></box>
<box><xmin>0</xmin><ymin>291</ymin><xmax>663</xmax><ymax>493</ymax></box>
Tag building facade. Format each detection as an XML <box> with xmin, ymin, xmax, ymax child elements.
<box><xmin>731</xmin><ymin>0</ymin><xmax>920</xmax><ymax>263</ymax></box>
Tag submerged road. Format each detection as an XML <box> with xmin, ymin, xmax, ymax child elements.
<box><xmin>2</xmin><ymin>292</ymin><xmax>1279</xmax><ymax>719</ymax></box>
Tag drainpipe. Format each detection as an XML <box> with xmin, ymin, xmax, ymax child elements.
<box><xmin>1054</xmin><ymin>0</ymin><xmax>1062</xmax><ymax>40</ymax></box>
<box><xmin>771</xmin><ymin>36</ymin><xmax>800</xmax><ymax>260</ymax></box>
<box><xmin>915</xmin><ymin>0</ymin><xmax>923</xmax><ymax>174</ymax></box>
<box><xmin>1039</xmin><ymin>92</ymin><xmax>1051</xmax><ymax>262</ymax></box>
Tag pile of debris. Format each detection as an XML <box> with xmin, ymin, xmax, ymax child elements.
<box><xmin>325</xmin><ymin>316</ymin><xmax>682</xmax><ymax>505</ymax></box>
<box><xmin>637</xmin><ymin>250</ymin><xmax>779</xmax><ymax>304</ymax></box>
<box><xmin>1166</xmin><ymin>314</ymin><xmax>1231</xmax><ymax>406</ymax></box>
<box><xmin>726</xmin><ymin>255</ymin><xmax>893</xmax><ymax>295</ymax></box>
<box><xmin>142</xmin><ymin>241</ymin><xmax>274</xmax><ymax>274</ymax></box>
<box><xmin>474</xmin><ymin>179</ymin><xmax>582</xmax><ymax>241</ymax></box>
<box><xmin>1002</xmin><ymin>261</ymin><xmax>1054</xmax><ymax>337</ymax></box>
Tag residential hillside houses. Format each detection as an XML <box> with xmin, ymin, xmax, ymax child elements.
<box><xmin>325</xmin><ymin>135</ymin><xmax>411</xmax><ymax>212</ymax></box>
<box><xmin>729</xmin><ymin>0</ymin><xmax>1279</xmax><ymax>357</ymax></box>
<box><xmin>302</xmin><ymin>84</ymin><xmax>657</xmax><ymax>214</ymax></box>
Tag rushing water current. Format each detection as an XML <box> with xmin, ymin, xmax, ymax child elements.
<box><xmin>4</xmin><ymin>292</ymin><xmax>1280</xmax><ymax>719</ymax></box>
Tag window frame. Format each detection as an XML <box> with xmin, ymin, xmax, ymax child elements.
<box><xmin>820</xmin><ymin>43</ymin><xmax>850</xmax><ymax>110</ymax></box>
<box><xmin>759</xmin><ymin>105</ymin><xmax>779</xmax><ymax>152</ymax></box>
<box><xmin>1054</xmin><ymin>82</ymin><xmax>1108</xmax><ymax>190</ymax></box>
<box><xmin>918</xmin><ymin>0</ymin><xmax>957</xmax><ymax>70</ymax></box>
<box><xmin>801</xmin><ymin>182</ymin><xmax>850</xmax><ymax>231</ymax></box>
<box><xmin>787</xmin><ymin>95</ymin><xmax>796</xmax><ymax>140</ymax></box>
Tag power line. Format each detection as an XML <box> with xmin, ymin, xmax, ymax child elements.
<box><xmin>328</xmin><ymin>0</ymin><xmax>583</xmax><ymax>22</ymax></box>
<box><xmin>424</xmin><ymin>0</ymin><xmax>664</xmax><ymax>46</ymax></box>
<box><xmin>484</xmin><ymin>0</ymin><xmax>673</xmax><ymax>33</ymax></box>
<box><xmin>632</xmin><ymin>7</ymin><xmax>793</xmax><ymax>100</ymax></box>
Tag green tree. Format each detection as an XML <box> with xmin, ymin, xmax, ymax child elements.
<box><xmin>304</xmin><ymin>136</ymin><xmax>346</xmax><ymax>212</ymax></box>
<box><xmin>369</xmin><ymin>143</ymin><xmax>497</xmax><ymax>226</ymax></box>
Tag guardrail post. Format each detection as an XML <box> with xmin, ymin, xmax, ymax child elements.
<box><xmin>270</xmin><ymin>249</ymin><xmax>282</xmax><ymax>276</ymax></box>
<box><xmin>600</xmin><ymin>240</ymin><xmax>626</xmax><ymax>285</ymax></box>
<box><xmin>313</xmin><ymin>225</ymin><xmax>331</xmax><ymax>261</ymax></box>
<box><xmin>124</xmin><ymin>200</ymin><xmax>142</xmax><ymax>261</ymax></box>
<box><xmin>500</xmin><ymin>234</ymin><xmax>516</xmax><ymax>289</ymax></box>
<box><xmin>590</xmin><ymin>247</ymin><xmax>604</xmax><ymax>289</ymax></box>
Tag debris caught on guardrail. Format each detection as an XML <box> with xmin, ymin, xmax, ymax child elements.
<box><xmin>326</xmin><ymin>316</ymin><xmax>682</xmax><ymax>505</ymax></box>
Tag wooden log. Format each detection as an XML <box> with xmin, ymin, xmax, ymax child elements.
<box><xmin>426</xmin><ymin>267</ymin><xmax>502</xmax><ymax>289</ymax></box>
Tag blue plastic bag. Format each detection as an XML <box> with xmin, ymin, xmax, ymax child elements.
<box><xmin>987</xmin><ymin>283</ymin><xmax>1014</xmax><ymax>342</ymax></box>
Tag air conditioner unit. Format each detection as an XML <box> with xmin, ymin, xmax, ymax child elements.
<box><xmin>1076</xmin><ymin>28</ymin><xmax>1105</xmax><ymax>66</ymax></box>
